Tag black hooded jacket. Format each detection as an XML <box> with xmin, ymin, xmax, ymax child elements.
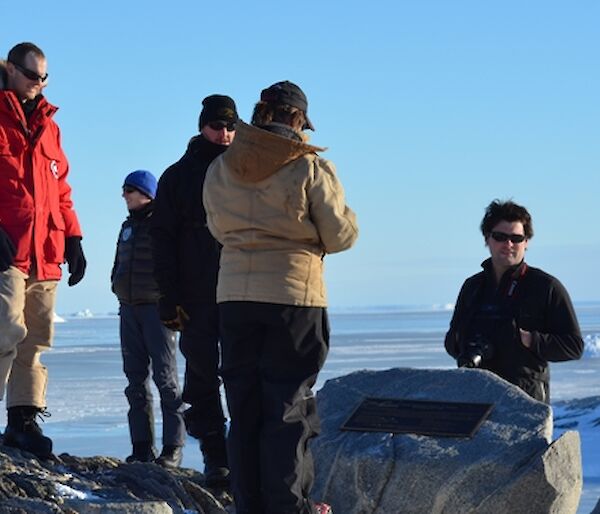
<box><xmin>444</xmin><ymin>258</ymin><xmax>583</xmax><ymax>403</ymax></box>
<box><xmin>150</xmin><ymin>135</ymin><xmax>227</xmax><ymax>305</ymax></box>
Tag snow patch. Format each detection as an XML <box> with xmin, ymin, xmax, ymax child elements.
<box><xmin>553</xmin><ymin>396</ymin><xmax>600</xmax><ymax>478</ymax></box>
<box><xmin>54</xmin><ymin>482</ymin><xmax>102</xmax><ymax>500</ymax></box>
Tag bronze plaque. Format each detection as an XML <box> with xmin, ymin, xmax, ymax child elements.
<box><xmin>341</xmin><ymin>397</ymin><xmax>493</xmax><ymax>438</ymax></box>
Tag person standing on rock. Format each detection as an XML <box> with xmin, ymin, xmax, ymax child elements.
<box><xmin>203</xmin><ymin>81</ymin><xmax>357</xmax><ymax>514</ymax></box>
<box><xmin>151</xmin><ymin>95</ymin><xmax>238</xmax><ymax>486</ymax></box>
<box><xmin>445</xmin><ymin>199</ymin><xmax>583</xmax><ymax>403</ymax></box>
<box><xmin>111</xmin><ymin>170</ymin><xmax>186</xmax><ymax>468</ymax></box>
<box><xmin>0</xmin><ymin>42</ymin><xmax>87</xmax><ymax>459</ymax></box>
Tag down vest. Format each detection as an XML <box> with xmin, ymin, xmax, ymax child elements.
<box><xmin>203</xmin><ymin>121</ymin><xmax>358</xmax><ymax>307</ymax></box>
<box><xmin>111</xmin><ymin>203</ymin><xmax>160</xmax><ymax>305</ymax></box>
<box><xmin>0</xmin><ymin>89</ymin><xmax>82</xmax><ymax>280</ymax></box>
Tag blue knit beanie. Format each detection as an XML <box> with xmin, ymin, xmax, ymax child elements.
<box><xmin>123</xmin><ymin>170</ymin><xmax>157</xmax><ymax>199</ymax></box>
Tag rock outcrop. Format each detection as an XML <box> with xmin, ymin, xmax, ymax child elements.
<box><xmin>0</xmin><ymin>444</ymin><xmax>232</xmax><ymax>513</ymax></box>
<box><xmin>311</xmin><ymin>368</ymin><xmax>582</xmax><ymax>514</ymax></box>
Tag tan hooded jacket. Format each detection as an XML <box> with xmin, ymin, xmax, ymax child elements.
<box><xmin>203</xmin><ymin>121</ymin><xmax>358</xmax><ymax>307</ymax></box>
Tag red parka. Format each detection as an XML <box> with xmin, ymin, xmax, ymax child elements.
<box><xmin>0</xmin><ymin>90</ymin><xmax>82</xmax><ymax>280</ymax></box>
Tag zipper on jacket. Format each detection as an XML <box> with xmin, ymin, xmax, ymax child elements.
<box><xmin>127</xmin><ymin>219</ymin><xmax>137</xmax><ymax>304</ymax></box>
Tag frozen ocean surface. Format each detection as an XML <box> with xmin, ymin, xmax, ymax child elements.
<box><xmin>1</xmin><ymin>302</ymin><xmax>598</xmax><ymax>512</ymax></box>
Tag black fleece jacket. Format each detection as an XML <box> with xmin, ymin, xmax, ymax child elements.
<box><xmin>444</xmin><ymin>258</ymin><xmax>583</xmax><ymax>402</ymax></box>
<box><xmin>150</xmin><ymin>135</ymin><xmax>227</xmax><ymax>305</ymax></box>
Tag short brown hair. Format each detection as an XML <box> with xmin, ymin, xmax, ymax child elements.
<box><xmin>250</xmin><ymin>101</ymin><xmax>306</xmax><ymax>132</ymax></box>
<box><xmin>7</xmin><ymin>42</ymin><xmax>45</xmax><ymax>65</ymax></box>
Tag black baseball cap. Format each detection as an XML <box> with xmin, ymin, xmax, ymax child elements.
<box><xmin>260</xmin><ymin>81</ymin><xmax>315</xmax><ymax>130</ymax></box>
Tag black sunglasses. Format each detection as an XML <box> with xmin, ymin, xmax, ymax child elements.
<box><xmin>122</xmin><ymin>186</ymin><xmax>138</xmax><ymax>194</ymax></box>
<box><xmin>208</xmin><ymin>121</ymin><xmax>236</xmax><ymax>132</ymax></box>
<box><xmin>10</xmin><ymin>61</ymin><xmax>48</xmax><ymax>83</ymax></box>
<box><xmin>490</xmin><ymin>231</ymin><xmax>526</xmax><ymax>244</ymax></box>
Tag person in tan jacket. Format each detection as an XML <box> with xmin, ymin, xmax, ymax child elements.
<box><xmin>203</xmin><ymin>81</ymin><xmax>357</xmax><ymax>514</ymax></box>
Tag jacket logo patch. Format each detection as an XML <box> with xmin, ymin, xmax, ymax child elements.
<box><xmin>50</xmin><ymin>160</ymin><xmax>59</xmax><ymax>179</ymax></box>
<box><xmin>122</xmin><ymin>227</ymin><xmax>132</xmax><ymax>241</ymax></box>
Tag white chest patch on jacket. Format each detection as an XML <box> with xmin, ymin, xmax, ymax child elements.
<box><xmin>50</xmin><ymin>159</ymin><xmax>59</xmax><ymax>179</ymax></box>
<box><xmin>121</xmin><ymin>227</ymin><xmax>132</xmax><ymax>241</ymax></box>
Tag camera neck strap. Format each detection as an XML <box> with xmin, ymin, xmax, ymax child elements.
<box><xmin>505</xmin><ymin>262</ymin><xmax>528</xmax><ymax>298</ymax></box>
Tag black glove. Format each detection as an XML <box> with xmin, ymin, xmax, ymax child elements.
<box><xmin>64</xmin><ymin>236</ymin><xmax>86</xmax><ymax>286</ymax></box>
<box><xmin>0</xmin><ymin>227</ymin><xmax>16</xmax><ymax>272</ymax></box>
<box><xmin>159</xmin><ymin>296</ymin><xmax>189</xmax><ymax>331</ymax></box>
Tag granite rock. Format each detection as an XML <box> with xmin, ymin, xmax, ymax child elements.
<box><xmin>311</xmin><ymin>368</ymin><xmax>582</xmax><ymax>514</ymax></box>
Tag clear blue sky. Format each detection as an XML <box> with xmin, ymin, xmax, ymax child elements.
<box><xmin>3</xmin><ymin>1</ymin><xmax>599</xmax><ymax>314</ymax></box>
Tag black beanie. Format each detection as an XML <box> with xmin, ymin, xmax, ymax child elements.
<box><xmin>198</xmin><ymin>94</ymin><xmax>238</xmax><ymax>131</ymax></box>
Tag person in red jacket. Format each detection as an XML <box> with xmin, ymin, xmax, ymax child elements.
<box><xmin>0</xmin><ymin>42</ymin><xmax>86</xmax><ymax>459</ymax></box>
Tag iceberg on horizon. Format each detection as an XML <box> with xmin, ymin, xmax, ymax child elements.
<box><xmin>53</xmin><ymin>312</ymin><xmax>66</xmax><ymax>323</ymax></box>
<box><xmin>73</xmin><ymin>308</ymin><xmax>94</xmax><ymax>318</ymax></box>
<box><xmin>583</xmin><ymin>333</ymin><xmax>600</xmax><ymax>358</ymax></box>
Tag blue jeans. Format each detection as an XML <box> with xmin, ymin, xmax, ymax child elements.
<box><xmin>119</xmin><ymin>303</ymin><xmax>185</xmax><ymax>446</ymax></box>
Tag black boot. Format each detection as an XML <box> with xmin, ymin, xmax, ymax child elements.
<box><xmin>3</xmin><ymin>406</ymin><xmax>53</xmax><ymax>459</ymax></box>
<box><xmin>201</xmin><ymin>430</ymin><xmax>230</xmax><ymax>488</ymax></box>
<box><xmin>155</xmin><ymin>445</ymin><xmax>183</xmax><ymax>468</ymax></box>
<box><xmin>125</xmin><ymin>441</ymin><xmax>157</xmax><ymax>463</ymax></box>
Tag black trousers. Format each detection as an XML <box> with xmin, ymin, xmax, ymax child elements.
<box><xmin>179</xmin><ymin>301</ymin><xmax>226</xmax><ymax>437</ymax></box>
<box><xmin>219</xmin><ymin>302</ymin><xmax>329</xmax><ymax>514</ymax></box>
<box><xmin>119</xmin><ymin>303</ymin><xmax>185</xmax><ymax>446</ymax></box>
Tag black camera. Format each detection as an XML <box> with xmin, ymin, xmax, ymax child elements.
<box><xmin>457</xmin><ymin>334</ymin><xmax>494</xmax><ymax>368</ymax></box>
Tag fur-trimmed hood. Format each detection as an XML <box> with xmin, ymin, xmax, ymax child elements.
<box><xmin>0</xmin><ymin>60</ymin><xmax>7</xmax><ymax>90</ymax></box>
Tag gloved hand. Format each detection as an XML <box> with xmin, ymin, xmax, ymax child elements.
<box><xmin>64</xmin><ymin>236</ymin><xmax>86</xmax><ymax>286</ymax></box>
<box><xmin>0</xmin><ymin>227</ymin><xmax>16</xmax><ymax>272</ymax></box>
<box><xmin>159</xmin><ymin>296</ymin><xmax>189</xmax><ymax>331</ymax></box>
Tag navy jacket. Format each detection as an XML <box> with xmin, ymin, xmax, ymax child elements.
<box><xmin>111</xmin><ymin>203</ymin><xmax>160</xmax><ymax>305</ymax></box>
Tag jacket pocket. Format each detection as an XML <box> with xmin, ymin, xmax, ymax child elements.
<box><xmin>43</xmin><ymin>210</ymin><xmax>66</xmax><ymax>264</ymax></box>
<box><xmin>40</xmin><ymin>140</ymin><xmax>64</xmax><ymax>179</ymax></box>
<box><xmin>516</xmin><ymin>376</ymin><xmax>547</xmax><ymax>403</ymax></box>
<box><xmin>1</xmin><ymin>208</ymin><xmax>33</xmax><ymax>263</ymax></box>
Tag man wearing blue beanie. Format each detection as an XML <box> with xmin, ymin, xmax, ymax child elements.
<box><xmin>111</xmin><ymin>169</ymin><xmax>185</xmax><ymax>468</ymax></box>
<box><xmin>151</xmin><ymin>94</ymin><xmax>238</xmax><ymax>488</ymax></box>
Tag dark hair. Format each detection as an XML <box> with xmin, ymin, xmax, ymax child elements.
<box><xmin>7</xmin><ymin>42</ymin><xmax>45</xmax><ymax>65</ymax></box>
<box><xmin>250</xmin><ymin>101</ymin><xmax>306</xmax><ymax>132</ymax></box>
<box><xmin>480</xmin><ymin>200</ymin><xmax>534</xmax><ymax>239</ymax></box>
